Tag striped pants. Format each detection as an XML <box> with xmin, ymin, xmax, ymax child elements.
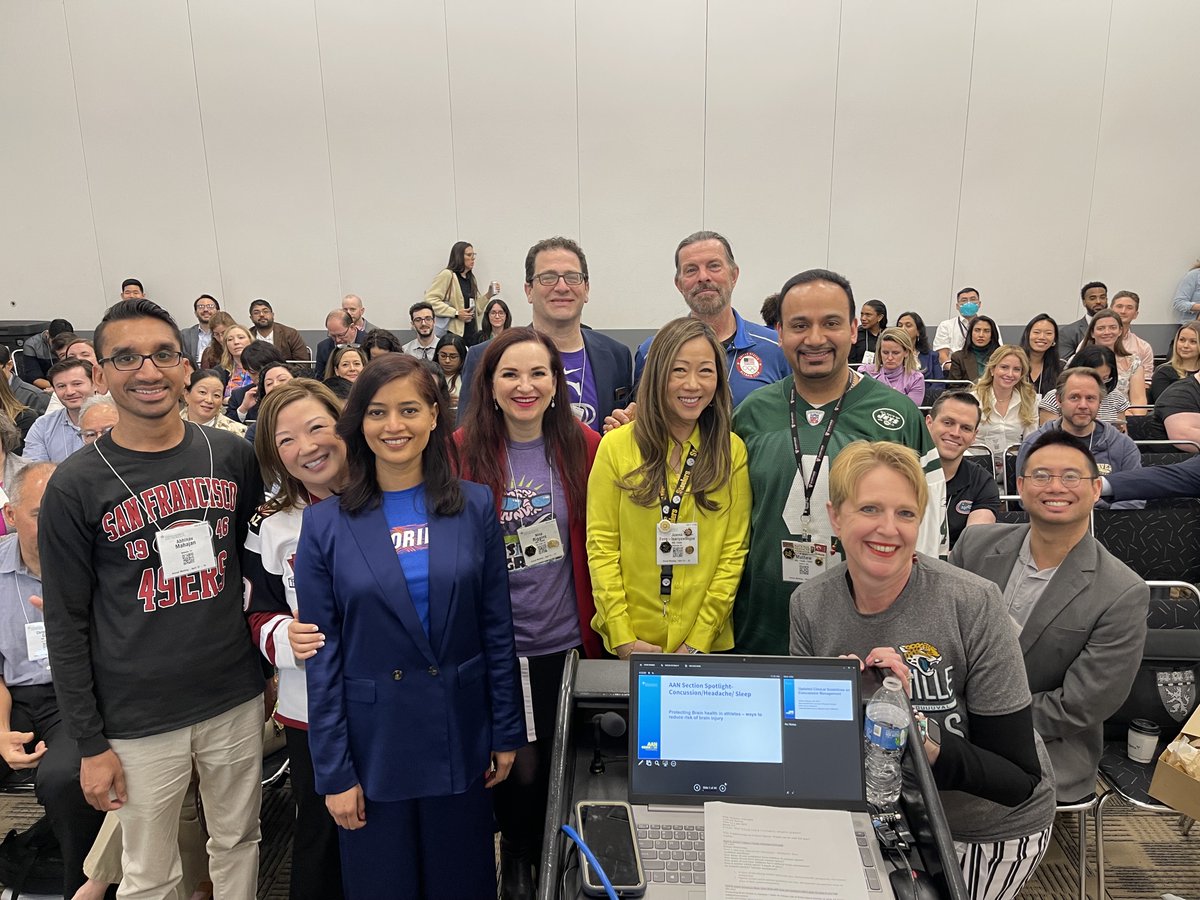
<box><xmin>955</xmin><ymin>825</ymin><xmax>1053</xmax><ymax>900</ymax></box>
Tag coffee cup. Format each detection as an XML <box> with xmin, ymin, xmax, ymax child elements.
<box><xmin>1127</xmin><ymin>718</ymin><xmax>1162</xmax><ymax>764</ymax></box>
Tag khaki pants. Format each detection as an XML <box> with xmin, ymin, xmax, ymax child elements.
<box><xmin>84</xmin><ymin>779</ymin><xmax>209</xmax><ymax>899</ymax></box>
<box><xmin>109</xmin><ymin>697</ymin><xmax>263</xmax><ymax>900</ymax></box>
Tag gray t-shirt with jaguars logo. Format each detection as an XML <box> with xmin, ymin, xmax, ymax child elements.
<box><xmin>789</xmin><ymin>554</ymin><xmax>1056</xmax><ymax>843</ymax></box>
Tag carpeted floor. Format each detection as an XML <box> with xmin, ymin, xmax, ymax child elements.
<box><xmin>0</xmin><ymin>784</ymin><xmax>1196</xmax><ymax>898</ymax></box>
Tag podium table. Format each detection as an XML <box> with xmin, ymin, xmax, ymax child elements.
<box><xmin>538</xmin><ymin>653</ymin><xmax>969</xmax><ymax>900</ymax></box>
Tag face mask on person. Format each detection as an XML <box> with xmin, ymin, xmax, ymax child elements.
<box><xmin>959</xmin><ymin>302</ymin><xmax>980</xmax><ymax>318</ymax></box>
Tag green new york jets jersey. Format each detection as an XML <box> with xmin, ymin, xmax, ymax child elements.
<box><xmin>732</xmin><ymin>373</ymin><xmax>947</xmax><ymax>655</ymax></box>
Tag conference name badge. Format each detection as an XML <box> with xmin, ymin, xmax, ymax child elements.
<box><xmin>517</xmin><ymin>519</ymin><xmax>565</xmax><ymax>568</ymax></box>
<box><xmin>25</xmin><ymin>622</ymin><xmax>48</xmax><ymax>663</ymax></box>
<box><xmin>781</xmin><ymin>536</ymin><xmax>829</xmax><ymax>584</ymax></box>
<box><xmin>656</xmin><ymin>522</ymin><xmax>700</xmax><ymax>566</ymax></box>
<box><xmin>157</xmin><ymin>521</ymin><xmax>218</xmax><ymax>579</ymax></box>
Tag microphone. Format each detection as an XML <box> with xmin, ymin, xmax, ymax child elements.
<box><xmin>590</xmin><ymin>711</ymin><xmax>627</xmax><ymax>775</ymax></box>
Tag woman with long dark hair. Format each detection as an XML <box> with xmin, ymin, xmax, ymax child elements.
<box><xmin>1019</xmin><ymin>314</ymin><xmax>1062</xmax><ymax>395</ymax></box>
<box><xmin>948</xmin><ymin>315</ymin><xmax>1000</xmax><ymax>382</ymax></box>
<box><xmin>472</xmin><ymin>297</ymin><xmax>513</xmax><ymax>346</ymax></box>
<box><xmin>850</xmin><ymin>298</ymin><xmax>888</xmax><ymax>365</ymax></box>
<box><xmin>296</xmin><ymin>354</ymin><xmax>523</xmax><ymax>899</ymax></box>
<box><xmin>456</xmin><ymin>327</ymin><xmax>601</xmax><ymax>897</ymax></box>
<box><xmin>423</xmin><ymin>241</ymin><xmax>497</xmax><ymax>341</ymax></box>
<box><xmin>434</xmin><ymin>333</ymin><xmax>468</xmax><ymax>412</ymax></box>
<box><xmin>587</xmin><ymin>317</ymin><xmax>749</xmax><ymax>658</ymax></box>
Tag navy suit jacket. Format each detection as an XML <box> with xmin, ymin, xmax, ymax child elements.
<box><xmin>1107</xmin><ymin>453</ymin><xmax>1200</xmax><ymax>502</ymax></box>
<box><xmin>455</xmin><ymin>327</ymin><xmax>633</xmax><ymax>429</ymax></box>
<box><xmin>296</xmin><ymin>482</ymin><xmax>525</xmax><ymax>801</ymax></box>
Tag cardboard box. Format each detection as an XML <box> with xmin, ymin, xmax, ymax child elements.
<box><xmin>1149</xmin><ymin>706</ymin><xmax>1200</xmax><ymax>821</ymax></box>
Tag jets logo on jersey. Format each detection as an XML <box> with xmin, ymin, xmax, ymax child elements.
<box><xmin>871</xmin><ymin>408</ymin><xmax>905</xmax><ymax>431</ymax></box>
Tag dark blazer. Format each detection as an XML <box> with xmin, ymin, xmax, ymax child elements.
<box><xmin>181</xmin><ymin>324</ymin><xmax>208</xmax><ymax>367</ymax></box>
<box><xmin>1107</xmin><ymin>453</ymin><xmax>1200</xmax><ymax>502</ymax></box>
<box><xmin>250</xmin><ymin>322</ymin><xmax>309</xmax><ymax>363</ymax></box>
<box><xmin>1058</xmin><ymin>317</ymin><xmax>1088</xmax><ymax>360</ymax></box>
<box><xmin>225</xmin><ymin>383</ymin><xmax>259</xmax><ymax>424</ymax></box>
<box><xmin>455</xmin><ymin>328</ymin><xmax>633</xmax><ymax>429</ymax></box>
<box><xmin>296</xmin><ymin>482</ymin><xmax>525</xmax><ymax>802</ymax></box>
<box><xmin>951</xmin><ymin>523</ymin><xmax>1148</xmax><ymax>802</ymax></box>
<box><xmin>948</xmin><ymin>348</ymin><xmax>985</xmax><ymax>383</ymax></box>
<box><xmin>10</xmin><ymin>375</ymin><xmax>49</xmax><ymax>415</ymax></box>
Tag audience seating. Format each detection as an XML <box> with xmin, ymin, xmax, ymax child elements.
<box><xmin>1096</xmin><ymin>581</ymin><xmax>1200</xmax><ymax>898</ymax></box>
<box><xmin>1093</xmin><ymin>507</ymin><xmax>1200</xmax><ymax>583</ymax></box>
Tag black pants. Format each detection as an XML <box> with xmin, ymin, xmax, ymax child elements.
<box><xmin>2</xmin><ymin>683</ymin><xmax>105</xmax><ymax>897</ymax></box>
<box><xmin>491</xmin><ymin>648</ymin><xmax>576</xmax><ymax>859</ymax></box>
<box><xmin>284</xmin><ymin>725</ymin><xmax>344</xmax><ymax>900</ymax></box>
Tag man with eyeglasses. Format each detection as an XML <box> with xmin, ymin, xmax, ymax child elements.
<box><xmin>402</xmin><ymin>301</ymin><xmax>439</xmax><ymax>362</ymax></box>
<box><xmin>182</xmin><ymin>294</ymin><xmax>221</xmax><ymax>366</ymax></box>
<box><xmin>951</xmin><ymin>429</ymin><xmax>1147</xmax><ymax>804</ymax></box>
<box><xmin>314</xmin><ymin>309</ymin><xmax>364</xmax><ymax>379</ymax></box>
<box><xmin>79</xmin><ymin>395</ymin><xmax>119</xmax><ymax>445</ymax></box>
<box><xmin>456</xmin><ymin>236</ymin><xmax>633</xmax><ymax>430</ymax></box>
<box><xmin>39</xmin><ymin>298</ymin><xmax>266</xmax><ymax>898</ymax></box>
<box><xmin>1016</xmin><ymin>367</ymin><xmax>1143</xmax><ymax>509</ymax></box>
<box><xmin>24</xmin><ymin>358</ymin><xmax>96</xmax><ymax>463</ymax></box>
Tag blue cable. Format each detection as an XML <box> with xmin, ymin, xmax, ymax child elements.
<box><xmin>561</xmin><ymin>823</ymin><xmax>620</xmax><ymax>900</ymax></box>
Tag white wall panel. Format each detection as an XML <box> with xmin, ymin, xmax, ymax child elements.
<box><xmin>704</xmin><ymin>0</ymin><xmax>840</xmax><ymax>320</ymax></box>
<box><xmin>830</xmin><ymin>1</ymin><xmax>976</xmax><ymax>316</ymax></box>
<box><xmin>188</xmin><ymin>0</ymin><xmax>340</xmax><ymax>326</ymax></box>
<box><xmin>0</xmin><ymin>1</ymin><xmax>104</xmax><ymax>324</ymax></box>
<box><xmin>1084</xmin><ymin>0</ymin><xmax>1200</xmax><ymax>330</ymax></box>
<box><xmin>65</xmin><ymin>0</ymin><xmax>221</xmax><ymax>326</ymax></box>
<box><xmin>954</xmin><ymin>0</ymin><xmax>1111</xmax><ymax>330</ymax></box>
<box><xmin>445</xmin><ymin>0</ymin><xmax>579</xmax><ymax>318</ymax></box>
<box><xmin>576</xmin><ymin>0</ymin><xmax>706</xmax><ymax>330</ymax></box>
<box><xmin>316</xmin><ymin>0</ymin><xmax>457</xmax><ymax>328</ymax></box>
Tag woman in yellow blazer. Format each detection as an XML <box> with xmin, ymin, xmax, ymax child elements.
<box><xmin>423</xmin><ymin>241</ymin><xmax>497</xmax><ymax>341</ymax></box>
<box><xmin>587</xmin><ymin>317</ymin><xmax>750</xmax><ymax>658</ymax></box>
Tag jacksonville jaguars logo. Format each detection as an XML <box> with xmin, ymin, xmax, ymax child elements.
<box><xmin>901</xmin><ymin>641</ymin><xmax>957</xmax><ymax>713</ymax></box>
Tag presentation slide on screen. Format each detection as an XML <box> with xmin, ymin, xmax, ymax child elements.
<box><xmin>783</xmin><ymin>678</ymin><xmax>854</xmax><ymax>722</ymax></box>
<box><xmin>637</xmin><ymin>675</ymin><xmax>782</xmax><ymax>763</ymax></box>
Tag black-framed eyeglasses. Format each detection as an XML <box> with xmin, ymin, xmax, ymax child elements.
<box><xmin>437</xmin><ymin>352</ymin><xmax>461</xmax><ymax>362</ymax></box>
<box><xmin>531</xmin><ymin>271</ymin><xmax>586</xmax><ymax>286</ymax></box>
<box><xmin>99</xmin><ymin>350</ymin><xmax>185</xmax><ymax>371</ymax></box>
<box><xmin>1022</xmin><ymin>470</ymin><xmax>1096</xmax><ymax>488</ymax></box>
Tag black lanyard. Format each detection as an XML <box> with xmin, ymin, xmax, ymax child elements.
<box><xmin>658</xmin><ymin>444</ymin><xmax>698</xmax><ymax>604</ymax></box>
<box><xmin>788</xmin><ymin>372</ymin><xmax>853</xmax><ymax>531</ymax></box>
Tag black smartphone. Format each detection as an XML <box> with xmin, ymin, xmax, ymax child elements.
<box><xmin>575</xmin><ymin>800</ymin><xmax>647</xmax><ymax>897</ymax></box>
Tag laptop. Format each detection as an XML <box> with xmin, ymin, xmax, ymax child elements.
<box><xmin>627</xmin><ymin>654</ymin><xmax>896</xmax><ymax>899</ymax></box>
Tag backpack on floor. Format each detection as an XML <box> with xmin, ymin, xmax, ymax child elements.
<box><xmin>0</xmin><ymin>814</ymin><xmax>64</xmax><ymax>899</ymax></box>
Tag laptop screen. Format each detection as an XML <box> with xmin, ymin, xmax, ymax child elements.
<box><xmin>628</xmin><ymin>654</ymin><xmax>867</xmax><ymax>811</ymax></box>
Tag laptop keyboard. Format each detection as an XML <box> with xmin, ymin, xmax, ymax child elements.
<box><xmin>636</xmin><ymin>822</ymin><xmax>706</xmax><ymax>885</ymax></box>
<box><xmin>636</xmin><ymin>821</ymin><xmax>885</xmax><ymax>893</ymax></box>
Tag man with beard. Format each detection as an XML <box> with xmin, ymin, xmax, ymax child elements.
<box><xmin>247</xmin><ymin>299</ymin><xmax>309</xmax><ymax>362</ymax></box>
<box><xmin>732</xmin><ymin>268</ymin><xmax>946</xmax><ymax>654</ymax></box>
<box><xmin>402</xmin><ymin>302</ymin><xmax>438</xmax><ymax>363</ymax></box>
<box><xmin>1058</xmin><ymin>281</ymin><xmax>1109</xmax><ymax>359</ymax></box>
<box><xmin>1017</xmin><ymin>367</ymin><xmax>1143</xmax><ymax>508</ymax></box>
<box><xmin>634</xmin><ymin>231</ymin><xmax>788</xmax><ymax>405</ymax></box>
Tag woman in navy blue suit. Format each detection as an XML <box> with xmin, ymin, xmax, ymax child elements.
<box><xmin>295</xmin><ymin>353</ymin><xmax>525</xmax><ymax>899</ymax></box>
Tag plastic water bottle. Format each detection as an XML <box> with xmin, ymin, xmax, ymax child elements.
<box><xmin>864</xmin><ymin>676</ymin><xmax>909</xmax><ymax>807</ymax></box>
